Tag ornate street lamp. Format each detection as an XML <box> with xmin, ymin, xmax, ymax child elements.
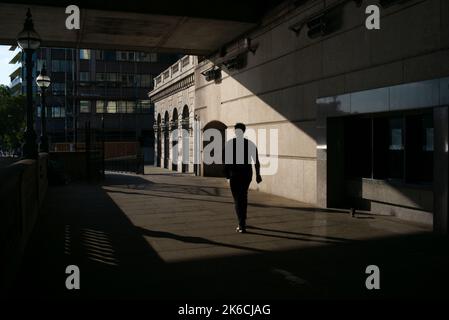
<box><xmin>36</xmin><ymin>63</ymin><xmax>50</xmax><ymax>152</ymax></box>
<box><xmin>17</xmin><ymin>8</ymin><xmax>41</xmax><ymax>159</ymax></box>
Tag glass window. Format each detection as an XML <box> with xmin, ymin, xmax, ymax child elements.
<box><xmin>95</xmin><ymin>50</ymin><xmax>104</xmax><ymax>60</ymax></box>
<box><xmin>389</xmin><ymin>118</ymin><xmax>404</xmax><ymax>151</ymax></box>
<box><xmin>345</xmin><ymin>113</ymin><xmax>433</xmax><ymax>184</ymax></box>
<box><xmin>135</xmin><ymin>52</ymin><xmax>157</xmax><ymax>62</ymax></box>
<box><xmin>140</xmin><ymin>100</ymin><xmax>152</xmax><ymax>113</ymax></box>
<box><xmin>80</xmin><ymin>100</ymin><xmax>90</xmax><ymax>113</ymax></box>
<box><xmin>373</xmin><ymin>117</ymin><xmax>404</xmax><ymax>180</ymax></box>
<box><xmin>116</xmin><ymin>51</ymin><xmax>126</xmax><ymax>61</ymax></box>
<box><xmin>52</xmin><ymin>82</ymin><xmax>65</xmax><ymax>95</ymax></box>
<box><xmin>96</xmin><ymin>101</ymin><xmax>105</xmax><ymax>113</ymax></box>
<box><xmin>97</xmin><ymin>73</ymin><xmax>118</xmax><ymax>82</ymax></box>
<box><xmin>79</xmin><ymin>72</ymin><xmax>89</xmax><ymax>81</ymax></box>
<box><xmin>116</xmin><ymin>51</ymin><xmax>141</xmax><ymax>61</ymax></box>
<box><xmin>51</xmin><ymin>105</ymin><xmax>64</xmax><ymax>118</ymax></box>
<box><xmin>104</xmin><ymin>51</ymin><xmax>116</xmax><ymax>61</ymax></box>
<box><xmin>80</xmin><ymin>49</ymin><xmax>91</xmax><ymax>60</ymax></box>
<box><xmin>388</xmin><ymin>118</ymin><xmax>404</xmax><ymax>180</ymax></box>
<box><xmin>405</xmin><ymin>113</ymin><xmax>433</xmax><ymax>183</ymax></box>
<box><xmin>140</xmin><ymin>74</ymin><xmax>152</xmax><ymax>87</ymax></box>
<box><xmin>150</xmin><ymin>53</ymin><xmax>157</xmax><ymax>62</ymax></box>
<box><xmin>52</xmin><ymin>106</ymin><xmax>59</xmax><ymax>118</ymax></box>
<box><xmin>51</xmin><ymin>60</ymin><xmax>61</xmax><ymax>72</ymax></box>
<box><xmin>127</xmin><ymin>74</ymin><xmax>135</xmax><ymax>86</ymax></box>
<box><xmin>96</xmin><ymin>73</ymin><xmax>105</xmax><ymax>81</ymax></box>
<box><xmin>119</xmin><ymin>74</ymin><xmax>137</xmax><ymax>86</ymax></box>
<box><xmin>117</xmin><ymin>101</ymin><xmax>127</xmax><ymax>113</ymax></box>
<box><xmin>423</xmin><ymin>115</ymin><xmax>434</xmax><ymax>152</ymax></box>
<box><xmin>107</xmin><ymin>73</ymin><xmax>117</xmax><ymax>82</ymax></box>
<box><xmin>138</xmin><ymin>52</ymin><xmax>150</xmax><ymax>62</ymax></box>
<box><xmin>134</xmin><ymin>74</ymin><xmax>140</xmax><ymax>86</ymax></box>
<box><xmin>107</xmin><ymin>101</ymin><xmax>117</xmax><ymax>113</ymax></box>
<box><xmin>51</xmin><ymin>60</ymin><xmax>71</xmax><ymax>72</ymax></box>
<box><xmin>36</xmin><ymin>59</ymin><xmax>45</xmax><ymax>73</ymax></box>
<box><xmin>127</xmin><ymin>101</ymin><xmax>136</xmax><ymax>113</ymax></box>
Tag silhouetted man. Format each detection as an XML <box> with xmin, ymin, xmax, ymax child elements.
<box><xmin>224</xmin><ymin>123</ymin><xmax>262</xmax><ymax>233</ymax></box>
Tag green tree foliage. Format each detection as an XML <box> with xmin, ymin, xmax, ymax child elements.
<box><xmin>0</xmin><ymin>85</ymin><xmax>26</xmax><ymax>152</ymax></box>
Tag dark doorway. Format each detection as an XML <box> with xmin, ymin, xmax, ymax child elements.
<box><xmin>182</xmin><ymin>105</ymin><xmax>190</xmax><ymax>173</ymax></box>
<box><xmin>172</xmin><ymin>108</ymin><xmax>179</xmax><ymax>172</ymax></box>
<box><xmin>203</xmin><ymin>120</ymin><xmax>227</xmax><ymax>177</ymax></box>
<box><xmin>157</xmin><ymin>113</ymin><xmax>162</xmax><ymax>167</ymax></box>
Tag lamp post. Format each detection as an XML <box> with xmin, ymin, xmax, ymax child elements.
<box><xmin>36</xmin><ymin>63</ymin><xmax>51</xmax><ymax>153</ymax></box>
<box><xmin>17</xmin><ymin>8</ymin><xmax>41</xmax><ymax>159</ymax></box>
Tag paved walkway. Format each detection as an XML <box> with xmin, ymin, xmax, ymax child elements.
<box><xmin>9</xmin><ymin>167</ymin><xmax>449</xmax><ymax>299</ymax></box>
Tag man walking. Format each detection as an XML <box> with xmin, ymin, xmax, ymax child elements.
<box><xmin>224</xmin><ymin>123</ymin><xmax>262</xmax><ymax>233</ymax></box>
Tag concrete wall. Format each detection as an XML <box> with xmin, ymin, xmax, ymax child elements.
<box><xmin>0</xmin><ymin>154</ymin><xmax>48</xmax><ymax>295</ymax></box>
<box><xmin>346</xmin><ymin>179</ymin><xmax>433</xmax><ymax>224</ymax></box>
<box><xmin>195</xmin><ymin>0</ymin><xmax>449</xmax><ymax>206</ymax></box>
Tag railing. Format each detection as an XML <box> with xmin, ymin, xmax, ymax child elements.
<box><xmin>163</xmin><ymin>70</ymin><xmax>170</xmax><ymax>80</ymax></box>
<box><xmin>153</xmin><ymin>55</ymin><xmax>196</xmax><ymax>90</ymax></box>
<box><xmin>181</xmin><ymin>56</ymin><xmax>190</xmax><ymax>68</ymax></box>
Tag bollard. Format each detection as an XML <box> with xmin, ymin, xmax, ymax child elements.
<box><xmin>350</xmin><ymin>208</ymin><xmax>356</xmax><ymax>218</ymax></box>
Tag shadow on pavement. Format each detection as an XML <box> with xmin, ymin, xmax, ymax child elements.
<box><xmin>5</xmin><ymin>173</ymin><xmax>449</xmax><ymax>300</ymax></box>
<box><xmin>246</xmin><ymin>225</ymin><xmax>358</xmax><ymax>243</ymax></box>
<box><xmin>136</xmin><ymin>226</ymin><xmax>268</xmax><ymax>253</ymax></box>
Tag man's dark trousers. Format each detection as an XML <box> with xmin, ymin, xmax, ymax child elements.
<box><xmin>229</xmin><ymin>170</ymin><xmax>252</xmax><ymax>229</ymax></box>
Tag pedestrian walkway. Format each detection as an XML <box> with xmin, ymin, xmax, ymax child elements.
<box><xmin>9</xmin><ymin>167</ymin><xmax>448</xmax><ymax>299</ymax></box>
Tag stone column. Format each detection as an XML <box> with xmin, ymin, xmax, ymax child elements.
<box><xmin>433</xmin><ymin>106</ymin><xmax>448</xmax><ymax>234</ymax></box>
<box><xmin>193</xmin><ymin>115</ymin><xmax>202</xmax><ymax>176</ymax></box>
<box><xmin>177</xmin><ymin>118</ymin><xmax>183</xmax><ymax>172</ymax></box>
<box><xmin>162</xmin><ymin>124</ymin><xmax>167</xmax><ymax>169</ymax></box>
<box><xmin>153</xmin><ymin>124</ymin><xmax>158</xmax><ymax>167</ymax></box>
<box><xmin>189</xmin><ymin>116</ymin><xmax>194</xmax><ymax>173</ymax></box>
<box><xmin>168</xmin><ymin>122</ymin><xmax>173</xmax><ymax>170</ymax></box>
<box><xmin>316</xmin><ymin>113</ymin><xmax>328</xmax><ymax>208</ymax></box>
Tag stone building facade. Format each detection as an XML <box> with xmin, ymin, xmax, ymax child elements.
<box><xmin>149</xmin><ymin>56</ymin><xmax>197</xmax><ymax>173</ymax></box>
<box><xmin>150</xmin><ymin>0</ymin><xmax>449</xmax><ymax>231</ymax></box>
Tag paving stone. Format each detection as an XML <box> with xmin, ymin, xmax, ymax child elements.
<box><xmin>8</xmin><ymin>167</ymin><xmax>448</xmax><ymax>299</ymax></box>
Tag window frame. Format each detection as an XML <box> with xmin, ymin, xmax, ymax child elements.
<box><xmin>79</xmin><ymin>100</ymin><xmax>91</xmax><ymax>113</ymax></box>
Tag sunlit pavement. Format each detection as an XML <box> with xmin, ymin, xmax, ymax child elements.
<box><xmin>9</xmin><ymin>167</ymin><xmax>449</xmax><ymax>299</ymax></box>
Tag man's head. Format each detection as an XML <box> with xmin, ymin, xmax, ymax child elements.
<box><xmin>235</xmin><ymin>122</ymin><xmax>246</xmax><ymax>138</ymax></box>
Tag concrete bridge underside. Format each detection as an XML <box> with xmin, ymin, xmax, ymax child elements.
<box><xmin>0</xmin><ymin>0</ymin><xmax>284</xmax><ymax>54</ymax></box>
